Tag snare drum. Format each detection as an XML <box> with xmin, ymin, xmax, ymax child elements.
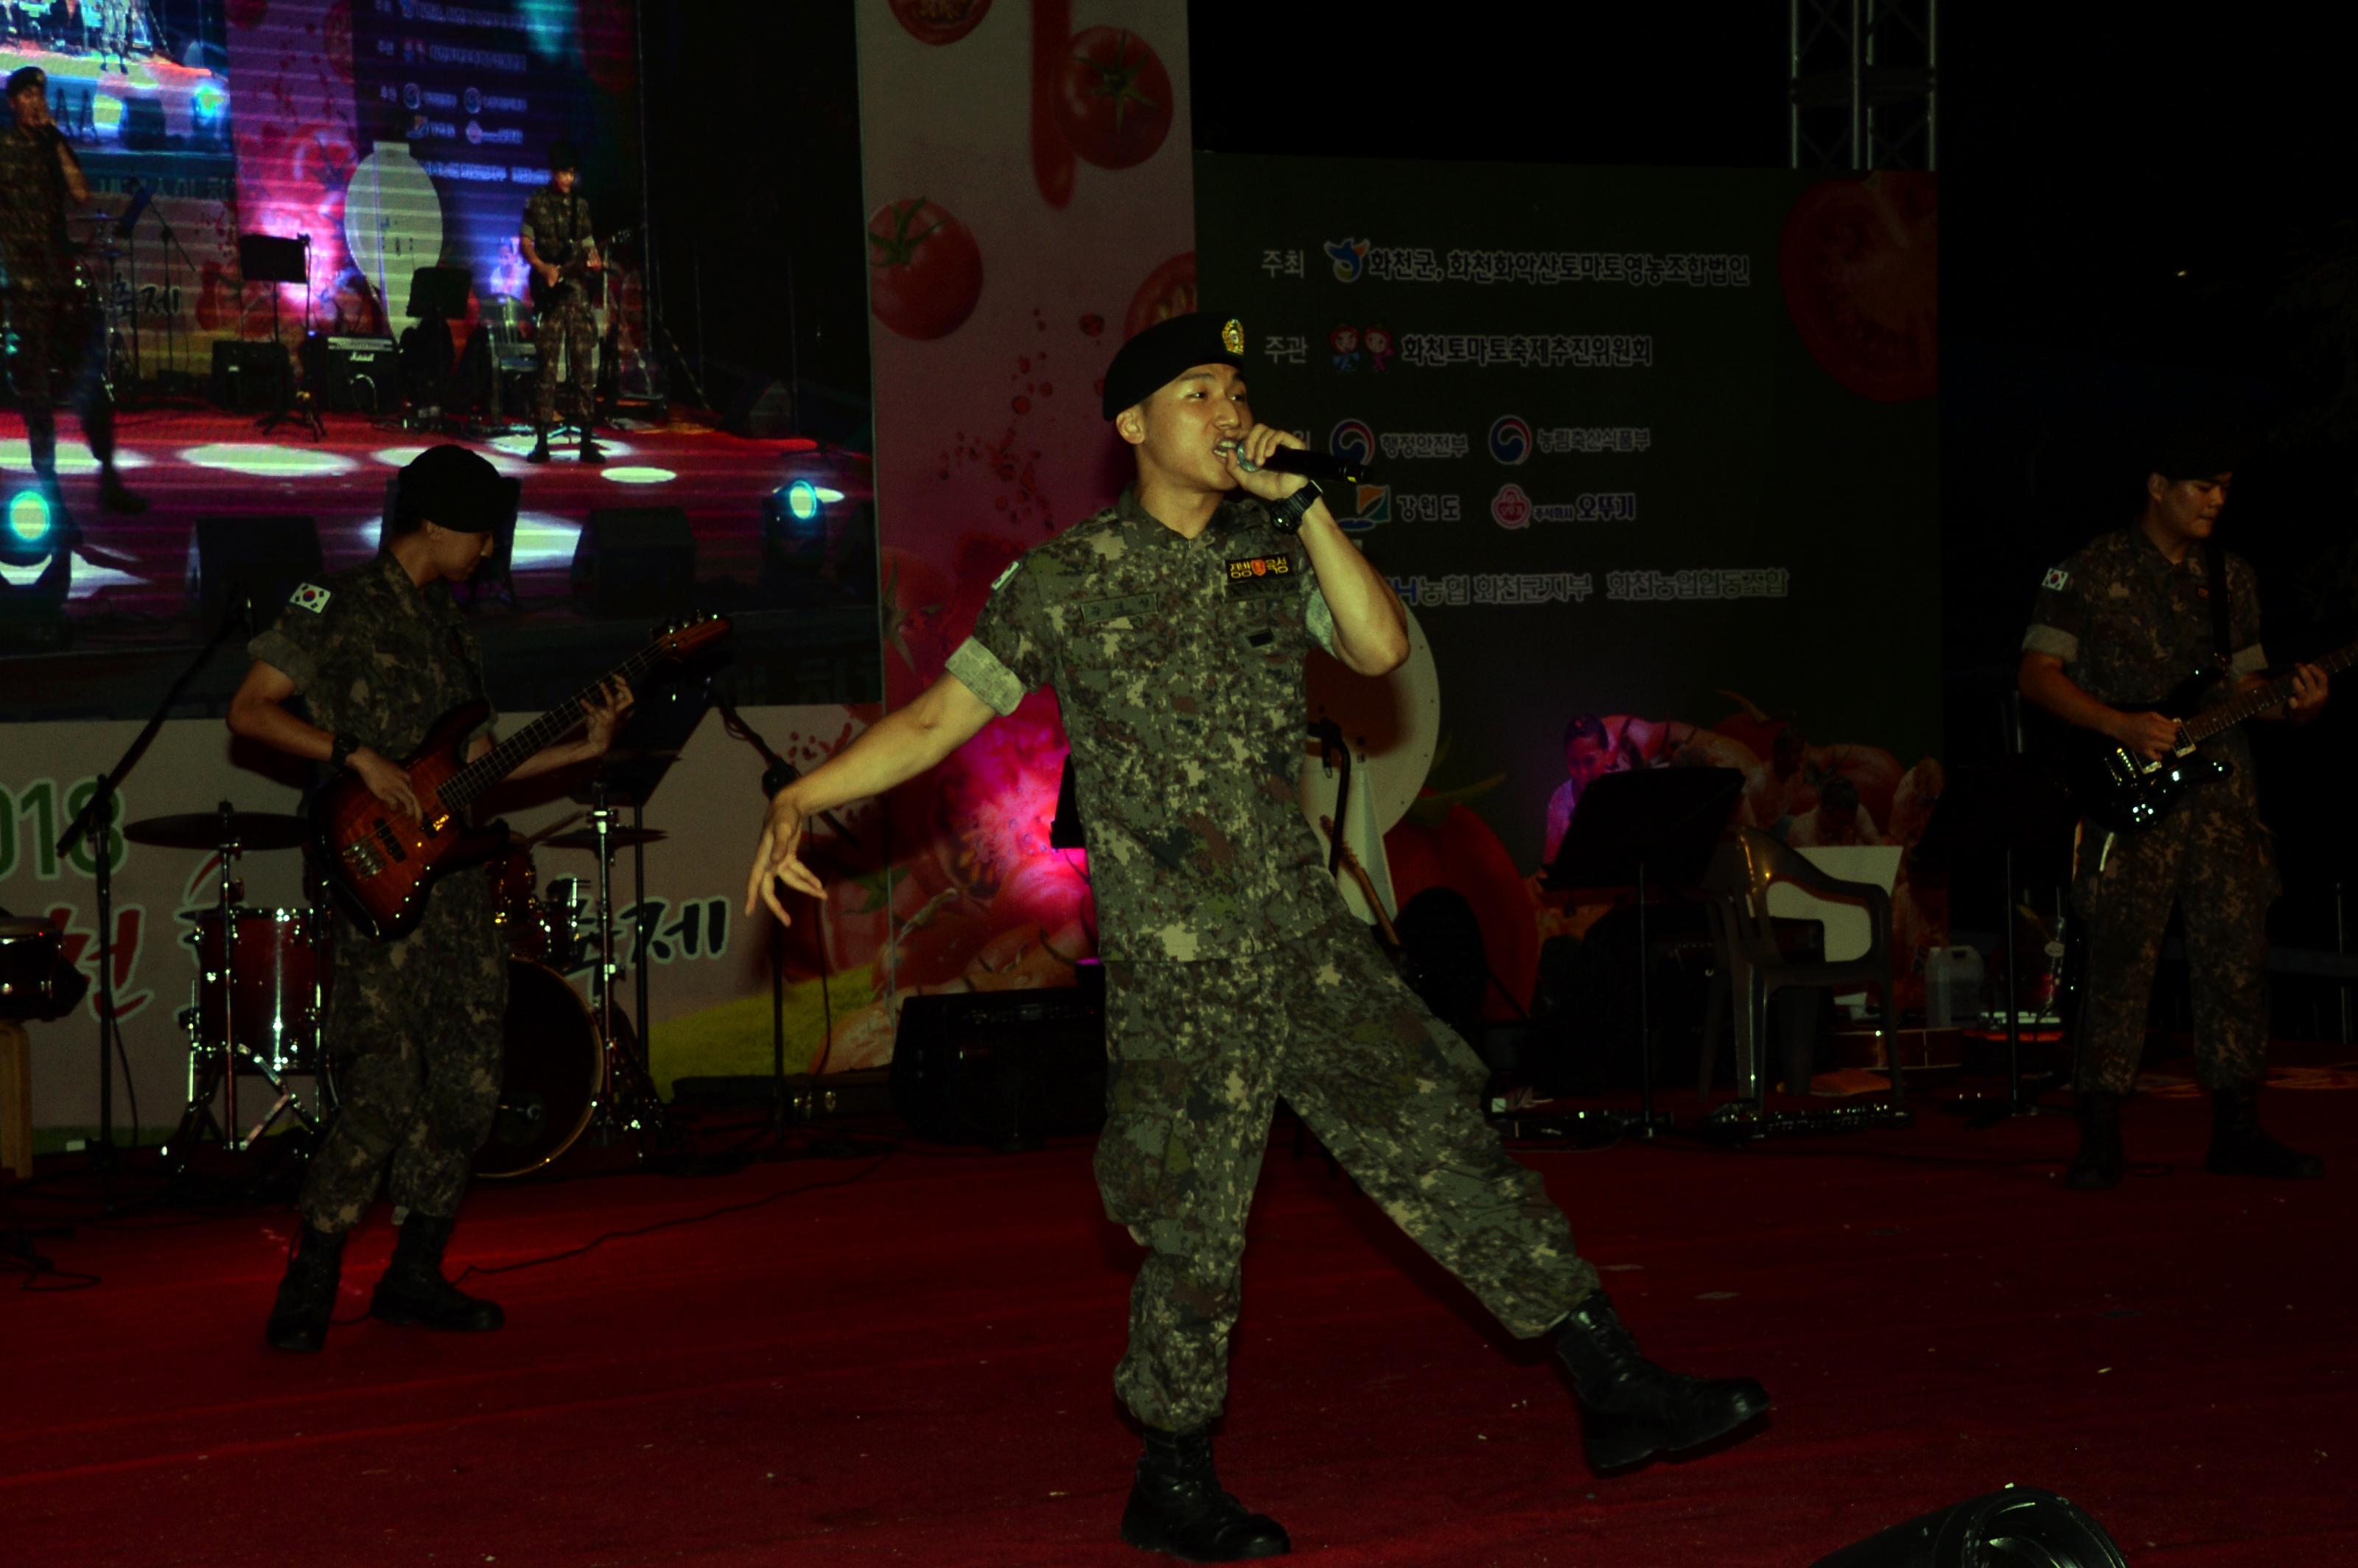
<box><xmin>187</xmin><ymin>906</ymin><xmax>329</xmax><ymax>1075</ymax></box>
<box><xmin>0</xmin><ymin>917</ymin><xmax>65</xmax><ymax>1020</ymax></box>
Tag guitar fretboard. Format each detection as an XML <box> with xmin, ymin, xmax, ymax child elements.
<box><xmin>2182</xmin><ymin>637</ymin><xmax>2358</xmax><ymax>744</ymax></box>
<box><xmin>438</xmin><ymin>642</ymin><xmax>668</xmax><ymax>811</ymax></box>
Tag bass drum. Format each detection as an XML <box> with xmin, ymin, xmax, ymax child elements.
<box><xmin>475</xmin><ymin>959</ymin><xmax>605</xmax><ymax>1180</ymax></box>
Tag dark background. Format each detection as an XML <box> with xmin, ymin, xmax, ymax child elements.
<box><xmin>646</xmin><ymin>4</ymin><xmax>2358</xmax><ymax>977</ymax></box>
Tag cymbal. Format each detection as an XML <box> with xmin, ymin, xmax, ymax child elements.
<box><xmin>125</xmin><ymin>812</ymin><xmax>309</xmax><ymax>851</ymax></box>
<box><xmin>542</xmin><ymin>827</ymin><xmax>669</xmax><ymax>852</ymax></box>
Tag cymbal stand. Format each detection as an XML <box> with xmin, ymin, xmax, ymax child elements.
<box><xmin>583</xmin><ymin>779</ymin><xmax>665</xmax><ymax>1145</ymax></box>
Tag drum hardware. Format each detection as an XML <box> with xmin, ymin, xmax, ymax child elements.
<box><xmin>136</xmin><ymin>802</ymin><xmax>334</xmax><ymax>1163</ymax></box>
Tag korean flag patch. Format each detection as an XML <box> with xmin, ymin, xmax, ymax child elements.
<box><xmin>2040</xmin><ymin>567</ymin><xmax>2070</xmax><ymax>592</ymax></box>
<box><xmin>290</xmin><ymin>582</ymin><xmax>332</xmax><ymax>615</ymax></box>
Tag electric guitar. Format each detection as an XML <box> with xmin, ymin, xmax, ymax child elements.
<box><xmin>2073</xmin><ymin>638</ymin><xmax>2358</xmax><ymax>831</ymax></box>
<box><xmin>528</xmin><ymin>225</ymin><xmax>634</xmax><ymax>314</ymax></box>
<box><xmin>314</xmin><ymin>614</ymin><xmax>730</xmax><ymax>942</ymax></box>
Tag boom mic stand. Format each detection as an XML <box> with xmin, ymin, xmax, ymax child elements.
<box><xmin>52</xmin><ymin>592</ymin><xmax>256</xmax><ymax>1178</ymax></box>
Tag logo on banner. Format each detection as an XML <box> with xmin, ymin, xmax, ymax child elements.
<box><xmin>1488</xmin><ymin>416</ymin><xmax>1532</xmax><ymax>466</ymax></box>
<box><xmin>1491</xmin><ymin>484</ymin><xmax>1533</xmax><ymax>531</ymax></box>
<box><xmin>1323</xmin><ymin>238</ymin><xmax>1371</xmax><ymax>283</ymax></box>
<box><xmin>1329</xmin><ymin>419</ymin><xmax>1376</xmax><ymax>473</ymax></box>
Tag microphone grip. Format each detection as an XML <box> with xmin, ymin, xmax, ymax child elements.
<box><xmin>1240</xmin><ymin>447</ymin><xmax>1374</xmax><ymax>486</ymax></box>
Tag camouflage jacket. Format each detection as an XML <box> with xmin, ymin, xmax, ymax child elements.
<box><xmin>249</xmin><ymin>552</ymin><xmax>491</xmax><ymax>766</ymax></box>
<box><xmin>520</xmin><ymin>188</ymin><xmax>595</xmax><ymax>284</ymax></box>
<box><xmin>0</xmin><ymin>124</ymin><xmax>75</xmax><ymax>294</ymax></box>
<box><xmin>2023</xmin><ymin>526</ymin><xmax>2266</xmax><ymax>789</ymax></box>
<box><xmin>948</xmin><ymin>489</ymin><xmax>1348</xmax><ymax>962</ymax></box>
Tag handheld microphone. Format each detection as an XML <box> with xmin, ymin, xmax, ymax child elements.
<box><xmin>1220</xmin><ymin>443</ymin><xmax>1374</xmax><ymax>487</ymax></box>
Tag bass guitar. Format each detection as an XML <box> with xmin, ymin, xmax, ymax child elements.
<box><xmin>2074</xmin><ymin>638</ymin><xmax>2358</xmax><ymax>831</ymax></box>
<box><xmin>314</xmin><ymin>613</ymin><xmax>730</xmax><ymax>942</ymax></box>
<box><xmin>528</xmin><ymin>226</ymin><xmax>634</xmax><ymax>314</ymax></box>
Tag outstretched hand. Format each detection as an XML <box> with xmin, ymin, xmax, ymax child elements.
<box><xmin>745</xmin><ymin>791</ymin><xmax>826</xmax><ymax>926</ymax></box>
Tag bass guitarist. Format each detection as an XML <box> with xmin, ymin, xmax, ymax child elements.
<box><xmin>519</xmin><ymin>141</ymin><xmax>603</xmax><ymax>464</ymax></box>
<box><xmin>2018</xmin><ymin>434</ymin><xmax>2327</xmax><ymax>1189</ymax></box>
<box><xmin>228</xmin><ymin>445</ymin><xmax>631</xmax><ymax>1351</ymax></box>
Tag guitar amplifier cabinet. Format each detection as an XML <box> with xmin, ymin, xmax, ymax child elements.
<box><xmin>322</xmin><ymin>336</ymin><xmax>399</xmax><ymax>413</ymax></box>
<box><xmin>209</xmin><ymin>339</ymin><xmax>290</xmax><ymax>413</ymax></box>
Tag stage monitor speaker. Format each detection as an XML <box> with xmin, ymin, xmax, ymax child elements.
<box><xmin>724</xmin><ymin>376</ymin><xmax>796</xmax><ymax>438</ymax></box>
<box><xmin>571</xmin><ymin>508</ymin><xmax>696</xmax><ymax>620</ymax></box>
<box><xmin>122</xmin><ymin>99</ymin><xmax>169</xmax><ymax>152</ymax></box>
<box><xmin>209</xmin><ymin>340</ymin><xmax>289</xmax><ymax>413</ymax></box>
<box><xmin>188</xmin><ymin>515</ymin><xmax>324</xmax><ymax>637</ymax></box>
<box><xmin>890</xmin><ymin>968</ymin><xmax>1107</xmax><ymax>1149</ymax></box>
<box><xmin>1811</xmin><ymin>1487</ymin><xmax>2128</xmax><ymax>1568</ymax></box>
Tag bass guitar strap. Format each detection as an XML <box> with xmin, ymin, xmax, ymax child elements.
<box><xmin>2203</xmin><ymin>536</ymin><xmax>2236</xmax><ymax>671</ymax></box>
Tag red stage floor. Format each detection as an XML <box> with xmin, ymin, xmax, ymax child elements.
<box><xmin>2</xmin><ymin>405</ymin><xmax>872</xmax><ymax>645</ymax></box>
<box><xmin>3</xmin><ymin>1067</ymin><xmax>2353</xmax><ymax>1566</ymax></box>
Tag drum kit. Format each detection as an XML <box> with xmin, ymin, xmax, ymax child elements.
<box><xmin>136</xmin><ymin>791</ymin><xmax>672</xmax><ymax>1179</ymax></box>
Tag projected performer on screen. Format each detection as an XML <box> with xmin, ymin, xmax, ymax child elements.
<box><xmin>519</xmin><ymin>142</ymin><xmax>604</xmax><ymax>465</ymax></box>
<box><xmin>746</xmin><ymin>315</ymin><xmax>1770</xmax><ymax>1562</ymax></box>
<box><xmin>0</xmin><ymin>67</ymin><xmax>144</xmax><ymax>521</ymax></box>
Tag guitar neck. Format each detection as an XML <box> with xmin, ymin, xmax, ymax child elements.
<box><xmin>2181</xmin><ymin>638</ymin><xmax>2358</xmax><ymax>744</ymax></box>
<box><xmin>438</xmin><ymin>643</ymin><xmax>660</xmax><ymax>811</ymax></box>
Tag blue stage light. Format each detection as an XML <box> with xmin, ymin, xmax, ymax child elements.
<box><xmin>783</xmin><ymin>480</ymin><xmax>822</xmax><ymax>522</ymax></box>
<box><xmin>195</xmin><ymin>83</ymin><xmax>230</xmax><ymax>122</ymax></box>
<box><xmin>1</xmin><ymin>489</ymin><xmax>58</xmax><ymax>567</ymax></box>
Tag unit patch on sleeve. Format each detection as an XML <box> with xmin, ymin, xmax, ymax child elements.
<box><xmin>290</xmin><ymin>582</ymin><xmax>333</xmax><ymax>614</ymax></box>
<box><xmin>990</xmin><ymin>559</ymin><xmax>1022</xmax><ymax>592</ymax></box>
<box><xmin>2040</xmin><ymin>567</ymin><xmax>2070</xmax><ymax>592</ymax></box>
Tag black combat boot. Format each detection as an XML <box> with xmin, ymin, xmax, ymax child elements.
<box><xmin>265</xmin><ymin>1223</ymin><xmax>347</xmax><ymax>1353</ymax></box>
<box><xmin>525</xmin><ymin>426</ymin><xmax>553</xmax><ymax>463</ymax></box>
<box><xmin>1119</xmin><ymin>1424</ymin><xmax>1290</xmax><ymax>1561</ymax></box>
<box><xmin>2065</xmin><ymin>1091</ymin><xmax>2125</xmax><ymax>1190</ymax></box>
<box><xmin>577</xmin><ymin>431</ymin><xmax>605</xmax><ymax>466</ymax></box>
<box><xmin>369</xmin><ymin>1213</ymin><xmax>505</xmax><ymax>1331</ymax></box>
<box><xmin>2205</xmin><ymin>1083</ymin><xmax>2325</xmax><ymax>1178</ymax></box>
<box><xmin>1553</xmin><ymin>1290</ymin><xmax>1771</xmax><ymax>1472</ymax></box>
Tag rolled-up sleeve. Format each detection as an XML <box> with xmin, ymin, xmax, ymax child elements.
<box><xmin>945</xmin><ymin>557</ymin><xmax>1054</xmax><ymax>717</ymax></box>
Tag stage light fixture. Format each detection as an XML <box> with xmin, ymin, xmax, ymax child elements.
<box><xmin>784</xmin><ymin>479</ymin><xmax>822</xmax><ymax>522</ymax></box>
<box><xmin>1811</xmin><ymin>1485</ymin><xmax>2128</xmax><ymax>1568</ymax></box>
<box><xmin>2</xmin><ymin>490</ymin><xmax>59</xmax><ymax>568</ymax></box>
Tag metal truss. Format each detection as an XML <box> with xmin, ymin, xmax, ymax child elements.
<box><xmin>1790</xmin><ymin>0</ymin><xmax>1939</xmax><ymax>170</ymax></box>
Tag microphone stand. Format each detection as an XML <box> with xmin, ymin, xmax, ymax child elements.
<box><xmin>52</xmin><ymin>593</ymin><xmax>256</xmax><ymax>1177</ymax></box>
<box><xmin>713</xmin><ymin>696</ymin><xmax>858</xmax><ymax>1125</ymax></box>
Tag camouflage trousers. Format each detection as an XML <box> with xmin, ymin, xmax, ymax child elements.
<box><xmin>2071</xmin><ymin>783</ymin><xmax>2277</xmax><ymax>1097</ymax></box>
<box><xmin>1097</xmin><ymin>917</ymin><xmax>1598</xmax><ymax>1432</ymax></box>
<box><xmin>4</xmin><ymin>284</ymin><xmax>116</xmax><ymax>469</ymax></box>
<box><xmin>299</xmin><ymin>872</ymin><xmax>507</xmax><ymax>1233</ymax></box>
<box><xmin>533</xmin><ymin>293</ymin><xmax>596</xmax><ymax>428</ymax></box>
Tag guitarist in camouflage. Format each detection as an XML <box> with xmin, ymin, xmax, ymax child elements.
<box><xmin>229</xmin><ymin>446</ymin><xmax>632</xmax><ymax>1351</ymax></box>
<box><xmin>519</xmin><ymin>141</ymin><xmax>604</xmax><ymax>465</ymax></box>
<box><xmin>2019</xmin><ymin>433</ymin><xmax>2329</xmax><ymax>1189</ymax></box>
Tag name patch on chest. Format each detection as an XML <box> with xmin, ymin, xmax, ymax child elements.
<box><xmin>1073</xmin><ymin>592</ymin><xmax>1158</xmax><ymax>626</ymax></box>
<box><xmin>1227</xmin><ymin>554</ymin><xmax>1295</xmax><ymax>595</ymax></box>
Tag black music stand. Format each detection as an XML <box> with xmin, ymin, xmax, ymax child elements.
<box><xmin>1545</xmin><ymin>767</ymin><xmax>1745</xmax><ymax>1136</ymax></box>
<box><xmin>239</xmin><ymin>234</ymin><xmax>321</xmax><ymax>438</ymax></box>
<box><xmin>1911</xmin><ymin>758</ymin><xmax>2079</xmax><ymax>1125</ymax></box>
<box><xmin>400</xmin><ymin>266</ymin><xmax>472</xmax><ymax>424</ymax></box>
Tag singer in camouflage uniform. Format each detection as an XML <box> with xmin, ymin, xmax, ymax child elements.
<box><xmin>0</xmin><ymin>67</ymin><xmax>142</xmax><ymax>519</ymax></box>
<box><xmin>2020</xmin><ymin>439</ymin><xmax>2328</xmax><ymax>1189</ymax></box>
<box><xmin>750</xmin><ymin>315</ymin><xmax>1767</xmax><ymax>1561</ymax></box>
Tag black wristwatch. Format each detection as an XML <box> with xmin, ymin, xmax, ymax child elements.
<box><xmin>331</xmin><ymin>732</ymin><xmax>363</xmax><ymax>770</ymax></box>
<box><xmin>1267</xmin><ymin>479</ymin><xmax>1324</xmax><ymax>533</ymax></box>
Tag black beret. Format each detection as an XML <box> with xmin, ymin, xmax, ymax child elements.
<box><xmin>1102</xmin><ymin>312</ymin><xmax>1245</xmax><ymax>420</ymax></box>
<box><xmin>548</xmin><ymin>140</ymin><xmax>581</xmax><ymax>173</ymax></box>
<box><xmin>2147</xmin><ymin>419</ymin><xmax>2249</xmax><ymax>483</ymax></box>
<box><xmin>7</xmin><ymin>66</ymin><xmax>47</xmax><ymax>98</ymax></box>
<box><xmin>399</xmin><ymin>444</ymin><xmax>506</xmax><ymax>533</ymax></box>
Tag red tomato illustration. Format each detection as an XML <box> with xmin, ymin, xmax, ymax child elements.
<box><xmin>868</xmin><ymin>198</ymin><xmax>984</xmax><ymax>341</ymax></box>
<box><xmin>1780</xmin><ymin>172</ymin><xmax>1938</xmax><ymax>402</ymax></box>
<box><xmin>891</xmin><ymin>0</ymin><xmax>995</xmax><ymax>45</ymax></box>
<box><xmin>1124</xmin><ymin>251</ymin><xmax>1194</xmax><ymax>339</ymax></box>
<box><xmin>1051</xmin><ymin>27</ymin><xmax>1172</xmax><ymax>170</ymax></box>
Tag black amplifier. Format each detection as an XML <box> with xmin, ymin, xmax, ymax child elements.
<box><xmin>209</xmin><ymin>339</ymin><xmax>290</xmax><ymax>413</ymax></box>
<box><xmin>889</xmin><ymin>967</ymin><xmax>1108</xmax><ymax>1149</ymax></box>
<box><xmin>321</xmin><ymin>335</ymin><xmax>399</xmax><ymax>413</ymax></box>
